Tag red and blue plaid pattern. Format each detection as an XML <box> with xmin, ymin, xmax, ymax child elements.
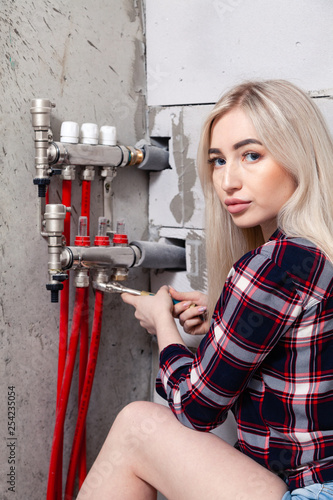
<box><xmin>156</xmin><ymin>230</ymin><xmax>333</xmax><ymax>490</ymax></box>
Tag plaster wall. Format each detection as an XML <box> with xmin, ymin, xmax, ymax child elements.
<box><xmin>146</xmin><ymin>0</ymin><xmax>333</xmax><ymax>106</ymax></box>
<box><xmin>145</xmin><ymin>6</ymin><xmax>333</xmax><ymax>500</ymax></box>
<box><xmin>146</xmin><ymin>0</ymin><xmax>333</xmax><ymax>326</ymax></box>
<box><xmin>0</xmin><ymin>1</ymin><xmax>150</xmax><ymax>498</ymax></box>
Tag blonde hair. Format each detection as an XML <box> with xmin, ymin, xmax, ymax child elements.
<box><xmin>197</xmin><ymin>80</ymin><xmax>333</xmax><ymax>318</ymax></box>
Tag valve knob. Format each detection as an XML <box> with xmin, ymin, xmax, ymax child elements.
<box><xmin>60</xmin><ymin>121</ymin><xmax>79</xmax><ymax>144</ymax></box>
<box><xmin>80</xmin><ymin>123</ymin><xmax>99</xmax><ymax>145</ymax></box>
<box><xmin>99</xmin><ymin>126</ymin><xmax>117</xmax><ymax>146</ymax></box>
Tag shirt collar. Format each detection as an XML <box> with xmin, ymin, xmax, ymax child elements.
<box><xmin>268</xmin><ymin>228</ymin><xmax>286</xmax><ymax>242</ymax></box>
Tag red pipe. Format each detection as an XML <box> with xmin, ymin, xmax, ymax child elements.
<box><xmin>65</xmin><ymin>290</ymin><xmax>104</xmax><ymax>499</ymax></box>
<box><xmin>78</xmin><ymin>288</ymin><xmax>89</xmax><ymax>486</ymax></box>
<box><xmin>81</xmin><ymin>180</ymin><xmax>91</xmax><ymax>234</ymax></box>
<box><xmin>55</xmin><ymin>282</ymin><xmax>70</xmax><ymax>500</ymax></box>
<box><xmin>54</xmin><ymin>179</ymin><xmax>72</xmax><ymax>499</ymax></box>
<box><xmin>77</xmin><ymin>179</ymin><xmax>92</xmax><ymax>484</ymax></box>
<box><xmin>58</xmin><ymin>180</ymin><xmax>72</xmax><ymax>400</ymax></box>
<box><xmin>48</xmin><ymin>177</ymin><xmax>93</xmax><ymax>498</ymax></box>
<box><xmin>47</xmin><ymin>287</ymin><xmax>85</xmax><ymax>500</ymax></box>
<box><xmin>58</xmin><ymin>283</ymin><xmax>70</xmax><ymax>393</ymax></box>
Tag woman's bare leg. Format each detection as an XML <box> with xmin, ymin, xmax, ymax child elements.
<box><xmin>77</xmin><ymin>401</ymin><xmax>288</xmax><ymax>500</ymax></box>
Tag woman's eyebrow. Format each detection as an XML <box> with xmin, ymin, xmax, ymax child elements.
<box><xmin>233</xmin><ymin>138</ymin><xmax>262</xmax><ymax>150</ymax></box>
<box><xmin>208</xmin><ymin>148</ymin><xmax>222</xmax><ymax>155</ymax></box>
<box><xmin>208</xmin><ymin>139</ymin><xmax>262</xmax><ymax>155</ymax></box>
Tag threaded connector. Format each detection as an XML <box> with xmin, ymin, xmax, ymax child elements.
<box><xmin>46</xmin><ymin>283</ymin><xmax>64</xmax><ymax>303</ymax></box>
<box><xmin>33</xmin><ymin>177</ymin><xmax>50</xmax><ymax>197</ymax></box>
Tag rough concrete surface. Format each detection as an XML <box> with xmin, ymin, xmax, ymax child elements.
<box><xmin>0</xmin><ymin>1</ymin><xmax>151</xmax><ymax>498</ymax></box>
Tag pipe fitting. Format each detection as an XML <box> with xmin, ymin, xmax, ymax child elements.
<box><xmin>61</xmin><ymin>165</ymin><xmax>76</xmax><ymax>181</ymax></box>
<box><xmin>74</xmin><ymin>269</ymin><xmax>90</xmax><ymax>288</ymax></box>
<box><xmin>43</xmin><ymin>204</ymin><xmax>68</xmax><ymax>234</ymax></box>
<box><xmin>110</xmin><ymin>266</ymin><xmax>128</xmax><ymax>281</ymax></box>
<box><xmin>100</xmin><ymin>166</ymin><xmax>117</xmax><ymax>179</ymax></box>
<box><xmin>125</xmin><ymin>145</ymin><xmax>144</xmax><ymax>166</ymax></box>
<box><xmin>30</xmin><ymin>98</ymin><xmax>55</xmax><ymax>129</ymax></box>
<box><xmin>81</xmin><ymin>166</ymin><xmax>95</xmax><ymax>181</ymax></box>
<box><xmin>93</xmin><ymin>269</ymin><xmax>109</xmax><ymax>286</ymax></box>
<box><xmin>43</xmin><ymin>204</ymin><xmax>70</xmax><ymax>301</ymax></box>
<box><xmin>31</xmin><ymin>99</ymin><xmax>55</xmax><ymax>197</ymax></box>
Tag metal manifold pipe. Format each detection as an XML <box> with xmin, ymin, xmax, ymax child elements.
<box><xmin>61</xmin><ymin>240</ymin><xmax>186</xmax><ymax>271</ymax></box>
<box><xmin>47</xmin><ymin>141</ymin><xmax>170</xmax><ymax>171</ymax></box>
<box><xmin>61</xmin><ymin>245</ymin><xmax>138</xmax><ymax>270</ymax></box>
<box><xmin>31</xmin><ymin>97</ymin><xmax>171</xmax><ymax>203</ymax></box>
<box><xmin>48</xmin><ymin>142</ymin><xmax>142</xmax><ymax>168</ymax></box>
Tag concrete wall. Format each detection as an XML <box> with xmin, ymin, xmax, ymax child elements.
<box><xmin>2</xmin><ymin>1</ymin><xmax>333</xmax><ymax>499</ymax></box>
<box><xmin>0</xmin><ymin>1</ymin><xmax>150</xmax><ymax>498</ymax></box>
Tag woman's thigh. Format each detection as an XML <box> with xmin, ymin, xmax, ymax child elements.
<box><xmin>109</xmin><ymin>401</ymin><xmax>288</xmax><ymax>500</ymax></box>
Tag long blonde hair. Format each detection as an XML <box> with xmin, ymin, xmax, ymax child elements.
<box><xmin>197</xmin><ymin>80</ymin><xmax>333</xmax><ymax>317</ymax></box>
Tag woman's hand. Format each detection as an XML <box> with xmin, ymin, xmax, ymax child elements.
<box><xmin>120</xmin><ymin>285</ymin><xmax>172</xmax><ymax>332</ymax></box>
<box><xmin>168</xmin><ymin>287</ymin><xmax>209</xmax><ymax>336</ymax></box>
<box><xmin>121</xmin><ymin>285</ymin><xmax>173</xmax><ymax>335</ymax></box>
<box><xmin>121</xmin><ymin>286</ymin><xmax>185</xmax><ymax>351</ymax></box>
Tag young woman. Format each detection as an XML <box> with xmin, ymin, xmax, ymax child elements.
<box><xmin>77</xmin><ymin>80</ymin><xmax>333</xmax><ymax>500</ymax></box>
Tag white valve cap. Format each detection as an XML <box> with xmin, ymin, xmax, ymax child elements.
<box><xmin>99</xmin><ymin>126</ymin><xmax>117</xmax><ymax>146</ymax></box>
<box><xmin>60</xmin><ymin>121</ymin><xmax>79</xmax><ymax>144</ymax></box>
<box><xmin>80</xmin><ymin>123</ymin><xmax>99</xmax><ymax>144</ymax></box>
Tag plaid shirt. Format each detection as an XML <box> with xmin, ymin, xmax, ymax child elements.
<box><xmin>156</xmin><ymin>230</ymin><xmax>333</xmax><ymax>490</ymax></box>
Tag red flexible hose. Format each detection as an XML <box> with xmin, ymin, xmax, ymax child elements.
<box><xmin>58</xmin><ymin>282</ymin><xmax>70</xmax><ymax>393</ymax></box>
<box><xmin>78</xmin><ymin>288</ymin><xmax>89</xmax><ymax>485</ymax></box>
<box><xmin>58</xmin><ymin>180</ymin><xmax>72</xmax><ymax>400</ymax></box>
<box><xmin>54</xmin><ymin>180</ymin><xmax>72</xmax><ymax>499</ymax></box>
<box><xmin>65</xmin><ymin>290</ymin><xmax>104</xmax><ymax>499</ymax></box>
<box><xmin>81</xmin><ymin>180</ymin><xmax>91</xmax><ymax>235</ymax></box>
<box><xmin>47</xmin><ymin>287</ymin><xmax>85</xmax><ymax>500</ymax></box>
<box><xmin>77</xmin><ymin>179</ymin><xmax>92</xmax><ymax>484</ymax></box>
<box><xmin>55</xmin><ymin>281</ymin><xmax>70</xmax><ymax>500</ymax></box>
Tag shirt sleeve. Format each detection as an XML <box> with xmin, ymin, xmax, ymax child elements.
<box><xmin>156</xmin><ymin>251</ymin><xmax>303</xmax><ymax>431</ymax></box>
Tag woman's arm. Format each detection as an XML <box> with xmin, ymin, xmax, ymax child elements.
<box><xmin>122</xmin><ymin>252</ymin><xmax>302</xmax><ymax>431</ymax></box>
<box><xmin>157</xmin><ymin>252</ymin><xmax>302</xmax><ymax>431</ymax></box>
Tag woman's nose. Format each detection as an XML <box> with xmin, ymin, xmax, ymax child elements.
<box><xmin>220</xmin><ymin>161</ymin><xmax>242</xmax><ymax>192</ymax></box>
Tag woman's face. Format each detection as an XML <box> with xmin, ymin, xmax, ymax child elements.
<box><xmin>209</xmin><ymin>108</ymin><xmax>296</xmax><ymax>240</ymax></box>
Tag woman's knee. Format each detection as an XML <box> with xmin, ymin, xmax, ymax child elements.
<box><xmin>109</xmin><ymin>401</ymin><xmax>171</xmax><ymax>448</ymax></box>
<box><xmin>112</xmin><ymin>401</ymin><xmax>171</xmax><ymax>439</ymax></box>
<box><xmin>100</xmin><ymin>401</ymin><xmax>171</xmax><ymax>473</ymax></box>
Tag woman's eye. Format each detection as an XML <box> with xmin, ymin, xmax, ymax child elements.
<box><xmin>243</xmin><ymin>152</ymin><xmax>261</xmax><ymax>162</ymax></box>
<box><xmin>208</xmin><ymin>157</ymin><xmax>226</xmax><ymax>167</ymax></box>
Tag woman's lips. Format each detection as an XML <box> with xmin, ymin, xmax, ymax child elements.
<box><xmin>225</xmin><ymin>199</ymin><xmax>252</xmax><ymax>214</ymax></box>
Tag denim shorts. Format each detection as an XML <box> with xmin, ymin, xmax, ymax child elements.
<box><xmin>282</xmin><ymin>481</ymin><xmax>333</xmax><ymax>500</ymax></box>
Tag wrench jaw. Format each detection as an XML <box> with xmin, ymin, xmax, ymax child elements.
<box><xmin>92</xmin><ymin>281</ymin><xmax>108</xmax><ymax>292</ymax></box>
<box><xmin>92</xmin><ymin>281</ymin><xmax>141</xmax><ymax>295</ymax></box>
